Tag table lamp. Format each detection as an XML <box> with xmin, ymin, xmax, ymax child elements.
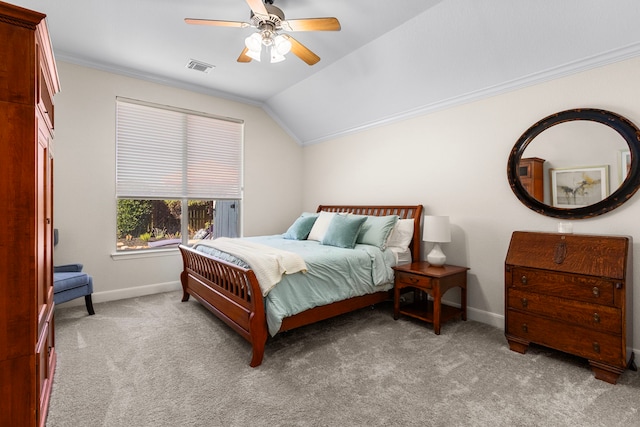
<box><xmin>423</xmin><ymin>215</ymin><xmax>451</xmax><ymax>267</ymax></box>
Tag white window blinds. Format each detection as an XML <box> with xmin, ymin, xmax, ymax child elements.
<box><xmin>116</xmin><ymin>99</ymin><xmax>243</xmax><ymax>199</ymax></box>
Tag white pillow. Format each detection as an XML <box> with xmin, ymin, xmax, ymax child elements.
<box><xmin>390</xmin><ymin>247</ymin><xmax>413</xmax><ymax>265</ymax></box>
<box><xmin>307</xmin><ymin>211</ymin><xmax>337</xmax><ymax>241</ymax></box>
<box><xmin>386</xmin><ymin>219</ymin><xmax>414</xmax><ymax>250</ymax></box>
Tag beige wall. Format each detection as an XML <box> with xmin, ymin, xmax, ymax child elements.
<box><xmin>53</xmin><ymin>61</ymin><xmax>303</xmax><ymax>302</ymax></box>
<box><xmin>301</xmin><ymin>56</ymin><xmax>640</xmax><ymax>350</ymax></box>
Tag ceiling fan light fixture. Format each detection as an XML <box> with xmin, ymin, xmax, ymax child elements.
<box><xmin>261</xmin><ymin>30</ymin><xmax>275</xmax><ymax>47</ymax></box>
<box><xmin>270</xmin><ymin>47</ymin><xmax>286</xmax><ymax>63</ymax></box>
<box><xmin>246</xmin><ymin>48</ymin><xmax>261</xmax><ymax>62</ymax></box>
<box><xmin>245</xmin><ymin>32</ymin><xmax>262</xmax><ymax>52</ymax></box>
<box><xmin>274</xmin><ymin>34</ymin><xmax>292</xmax><ymax>55</ymax></box>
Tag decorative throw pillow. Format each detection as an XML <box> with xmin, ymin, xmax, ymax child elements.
<box><xmin>386</xmin><ymin>218</ymin><xmax>414</xmax><ymax>250</ymax></box>
<box><xmin>282</xmin><ymin>215</ymin><xmax>318</xmax><ymax>240</ymax></box>
<box><xmin>355</xmin><ymin>215</ymin><xmax>399</xmax><ymax>249</ymax></box>
<box><xmin>307</xmin><ymin>211</ymin><xmax>337</xmax><ymax>241</ymax></box>
<box><xmin>321</xmin><ymin>215</ymin><xmax>368</xmax><ymax>249</ymax></box>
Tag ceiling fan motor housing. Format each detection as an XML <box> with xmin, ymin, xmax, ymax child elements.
<box><xmin>250</xmin><ymin>4</ymin><xmax>285</xmax><ymax>30</ymax></box>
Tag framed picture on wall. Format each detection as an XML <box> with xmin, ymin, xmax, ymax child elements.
<box><xmin>550</xmin><ymin>165</ymin><xmax>609</xmax><ymax>208</ymax></box>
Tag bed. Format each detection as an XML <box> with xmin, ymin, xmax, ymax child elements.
<box><xmin>179</xmin><ymin>204</ymin><xmax>423</xmax><ymax>367</ymax></box>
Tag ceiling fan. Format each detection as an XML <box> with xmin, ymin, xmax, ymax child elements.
<box><xmin>185</xmin><ymin>0</ymin><xmax>341</xmax><ymax>65</ymax></box>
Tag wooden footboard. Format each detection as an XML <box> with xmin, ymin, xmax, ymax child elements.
<box><xmin>179</xmin><ymin>245</ymin><xmax>268</xmax><ymax>367</ymax></box>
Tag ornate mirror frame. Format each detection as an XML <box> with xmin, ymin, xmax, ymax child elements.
<box><xmin>507</xmin><ymin>108</ymin><xmax>640</xmax><ymax>219</ymax></box>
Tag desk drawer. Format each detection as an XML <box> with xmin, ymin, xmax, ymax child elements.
<box><xmin>506</xmin><ymin>310</ymin><xmax>624</xmax><ymax>367</ymax></box>
<box><xmin>507</xmin><ymin>289</ymin><xmax>621</xmax><ymax>334</ymax></box>
<box><xmin>509</xmin><ymin>267</ymin><xmax>616</xmax><ymax>306</ymax></box>
<box><xmin>395</xmin><ymin>272</ymin><xmax>432</xmax><ymax>289</ymax></box>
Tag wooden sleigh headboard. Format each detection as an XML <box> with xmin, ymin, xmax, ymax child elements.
<box><xmin>316</xmin><ymin>205</ymin><xmax>423</xmax><ymax>260</ymax></box>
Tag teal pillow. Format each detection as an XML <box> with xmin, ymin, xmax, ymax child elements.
<box><xmin>321</xmin><ymin>215</ymin><xmax>367</xmax><ymax>249</ymax></box>
<box><xmin>282</xmin><ymin>215</ymin><xmax>318</xmax><ymax>240</ymax></box>
<box><xmin>355</xmin><ymin>215</ymin><xmax>399</xmax><ymax>249</ymax></box>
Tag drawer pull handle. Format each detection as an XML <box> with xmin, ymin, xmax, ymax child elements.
<box><xmin>593</xmin><ymin>313</ymin><xmax>600</xmax><ymax>323</ymax></box>
<box><xmin>521</xmin><ymin>323</ymin><xmax>528</xmax><ymax>333</ymax></box>
<box><xmin>521</xmin><ymin>298</ymin><xmax>528</xmax><ymax>308</ymax></box>
<box><xmin>615</xmin><ymin>282</ymin><xmax>623</xmax><ymax>290</ymax></box>
<box><xmin>593</xmin><ymin>342</ymin><xmax>600</xmax><ymax>353</ymax></box>
<box><xmin>592</xmin><ymin>287</ymin><xmax>600</xmax><ymax>297</ymax></box>
<box><xmin>521</xmin><ymin>276</ymin><xmax>527</xmax><ymax>285</ymax></box>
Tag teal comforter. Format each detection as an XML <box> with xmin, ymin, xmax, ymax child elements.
<box><xmin>193</xmin><ymin>235</ymin><xmax>396</xmax><ymax>336</ymax></box>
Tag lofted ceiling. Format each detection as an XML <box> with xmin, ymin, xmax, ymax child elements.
<box><xmin>9</xmin><ymin>0</ymin><xmax>640</xmax><ymax>145</ymax></box>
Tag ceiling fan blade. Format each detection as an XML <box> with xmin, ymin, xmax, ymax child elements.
<box><xmin>237</xmin><ymin>47</ymin><xmax>252</xmax><ymax>63</ymax></box>
<box><xmin>185</xmin><ymin>18</ymin><xmax>250</xmax><ymax>28</ymax></box>
<box><xmin>281</xmin><ymin>18</ymin><xmax>341</xmax><ymax>32</ymax></box>
<box><xmin>285</xmin><ymin>35</ymin><xmax>320</xmax><ymax>66</ymax></box>
<box><xmin>245</xmin><ymin>0</ymin><xmax>269</xmax><ymax>19</ymax></box>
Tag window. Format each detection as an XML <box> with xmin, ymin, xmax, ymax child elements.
<box><xmin>115</xmin><ymin>98</ymin><xmax>243</xmax><ymax>251</ymax></box>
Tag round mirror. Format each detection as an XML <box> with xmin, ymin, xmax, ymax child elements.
<box><xmin>507</xmin><ymin>109</ymin><xmax>640</xmax><ymax>219</ymax></box>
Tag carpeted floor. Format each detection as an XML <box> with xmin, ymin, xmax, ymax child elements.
<box><xmin>46</xmin><ymin>291</ymin><xmax>640</xmax><ymax>426</ymax></box>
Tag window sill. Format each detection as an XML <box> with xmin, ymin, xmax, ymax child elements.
<box><xmin>111</xmin><ymin>247</ymin><xmax>181</xmax><ymax>261</ymax></box>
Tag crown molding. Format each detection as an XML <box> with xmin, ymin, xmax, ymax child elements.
<box><xmin>54</xmin><ymin>51</ymin><xmax>263</xmax><ymax>107</ymax></box>
<box><xmin>297</xmin><ymin>41</ymin><xmax>640</xmax><ymax>146</ymax></box>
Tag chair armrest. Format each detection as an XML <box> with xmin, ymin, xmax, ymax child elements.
<box><xmin>54</xmin><ymin>263</ymin><xmax>84</xmax><ymax>272</ymax></box>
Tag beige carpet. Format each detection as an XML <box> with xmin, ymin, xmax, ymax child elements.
<box><xmin>46</xmin><ymin>291</ymin><xmax>640</xmax><ymax>426</ymax></box>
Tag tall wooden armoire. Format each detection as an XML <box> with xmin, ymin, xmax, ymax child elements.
<box><xmin>518</xmin><ymin>157</ymin><xmax>545</xmax><ymax>202</ymax></box>
<box><xmin>0</xmin><ymin>2</ymin><xmax>60</xmax><ymax>426</ymax></box>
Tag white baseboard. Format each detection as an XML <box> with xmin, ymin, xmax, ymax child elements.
<box><xmin>440</xmin><ymin>298</ymin><xmax>504</xmax><ymax>330</ymax></box>
<box><xmin>55</xmin><ymin>281</ymin><xmax>181</xmax><ymax>309</ymax></box>
<box><xmin>466</xmin><ymin>305</ymin><xmax>504</xmax><ymax>330</ymax></box>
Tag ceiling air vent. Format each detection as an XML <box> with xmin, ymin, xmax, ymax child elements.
<box><xmin>186</xmin><ymin>59</ymin><xmax>215</xmax><ymax>73</ymax></box>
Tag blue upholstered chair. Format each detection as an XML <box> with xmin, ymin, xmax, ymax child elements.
<box><xmin>53</xmin><ymin>230</ymin><xmax>95</xmax><ymax>315</ymax></box>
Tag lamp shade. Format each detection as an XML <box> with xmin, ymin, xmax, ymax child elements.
<box><xmin>270</xmin><ymin>45</ymin><xmax>286</xmax><ymax>63</ymax></box>
<box><xmin>246</xmin><ymin>48</ymin><xmax>261</xmax><ymax>62</ymax></box>
<box><xmin>274</xmin><ymin>34</ymin><xmax>292</xmax><ymax>55</ymax></box>
<box><xmin>423</xmin><ymin>216</ymin><xmax>451</xmax><ymax>243</ymax></box>
<box><xmin>245</xmin><ymin>33</ymin><xmax>262</xmax><ymax>52</ymax></box>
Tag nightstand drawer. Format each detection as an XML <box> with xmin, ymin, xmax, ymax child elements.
<box><xmin>395</xmin><ymin>271</ymin><xmax>432</xmax><ymax>289</ymax></box>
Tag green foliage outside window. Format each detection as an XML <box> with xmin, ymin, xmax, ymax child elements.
<box><xmin>117</xmin><ymin>199</ymin><xmax>152</xmax><ymax>238</ymax></box>
<box><xmin>116</xmin><ymin>199</ymin><xmax>225</xmax><ymax>250</ymax></box>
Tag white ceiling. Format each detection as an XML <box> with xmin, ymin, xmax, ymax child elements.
<box><xmin>10</xmin><ymin>0</ymin><xmax>640</xmax><ymax>145</ymax></box>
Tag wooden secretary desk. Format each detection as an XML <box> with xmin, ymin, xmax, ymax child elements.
<box><xmin>505</xmin><ymin>231</ymin><xmax>634</xmax><ymax>384</ymax></box>
<box><xmin>0</xmin><ymin>2</ymin><xmax>60</xmax><ymax>425</ymax></box>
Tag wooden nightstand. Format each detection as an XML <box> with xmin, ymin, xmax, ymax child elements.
<box><xmin>393</xmin><ymin>262</ymin><xmax>470</xmax><ymax>334</ymax></box>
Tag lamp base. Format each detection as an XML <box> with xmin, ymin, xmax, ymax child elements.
<box><xmin>427</xmin><ymin>243</ymin><xmax>446</xmax><ymax>267</ymax></box>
